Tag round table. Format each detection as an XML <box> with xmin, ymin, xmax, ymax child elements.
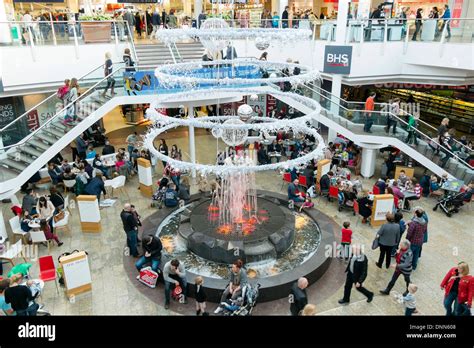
<box><xmin>28</xmin><ymin>220</ymin><xmax>41</xmax><ymax>232</ymax></box>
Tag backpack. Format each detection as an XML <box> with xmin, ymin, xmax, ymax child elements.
<box><xmin>57</xmin><ymin>86</ymin><xmax>69</xmax><ymax>100</ymax></box>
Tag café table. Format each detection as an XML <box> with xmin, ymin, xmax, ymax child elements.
<box><xmin>28</xmin><ymin>220</ymin><xmax>41</xmax><ymax>232</ymax></box>
<box><xmin>401</xmin><ymin>191</ymin><xmax>418</xmax><ymax>212</ymax></box>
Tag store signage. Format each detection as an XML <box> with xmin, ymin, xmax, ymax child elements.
<box><xmin>323</xmin><ymin>46</ymin><xmax>353</xmax><ymax>75</ymax></box>
<box><xmin>27</xmin><ymin>110</ymin><xmax>40</xmax><ymax>132</ymax></box>
<box><xmin>117</xmin><ymin>0</ymin><xmax>160</xmax><ymax>3</ymax></box>
<box><xmin>13</xmin><ymin>0</ymin><xmax>64</xmax><ymax>2</ymax></box>
<box><xmin>374</xmin><ymin>83</ymin><xmax>471</xmax><ymax>91</ymax></box>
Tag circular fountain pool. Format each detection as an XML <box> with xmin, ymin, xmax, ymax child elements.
<box><xmin>149</xmin><ymin>191</ymin><xmax>335</xmax><ymax>302</ymax></box>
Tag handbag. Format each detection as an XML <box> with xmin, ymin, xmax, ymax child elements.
<box><xmin>53</xmin><ymin>210</ymin><xmax>65</xmax><ymax>223</ymax></box>
<box><xmin>371</xmin><ymin>237</ymin><xmax>379</xmax><ymax>250</ymax></box>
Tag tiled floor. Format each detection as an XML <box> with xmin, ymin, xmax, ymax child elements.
<box><xmin>1</xmin><ymin>127</ymin><xmax>473</xmax><ymax>316</ymax></box>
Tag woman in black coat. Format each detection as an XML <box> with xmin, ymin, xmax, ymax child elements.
<box><xmin>357</xmin><ymin>193</ymin><xmax>372</xmax><ymax>224</ymax></box>
<box><xmin>135</xmin><ymin>12</ymin><xmax>142</xmax><ymax>37</ymax></box>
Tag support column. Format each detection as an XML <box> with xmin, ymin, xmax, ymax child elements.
<box><xmin>329</xmin><ymin>0</ymin><xmax>350</xmax><ymax>144</ymax></box>
<box><xmin>194</xmin><ymin>0</ymin><xmax>202</xmax><ymax>20</ymax></box>
<box><xmin>189</xmin><ymin>107</ymin><xmax>196</xmax><ymax>178</ymax></box>
<box><xmin>360</xmin><ymin>147</ymin><xmax>376</xmax><ymax>179</ymax></box>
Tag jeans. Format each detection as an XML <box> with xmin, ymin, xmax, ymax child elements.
<box><xmin>440</xmin><ymin>151</ymin><xmax>452</xmax><ymax>168</ymax></box>
<box><xmin>341</xmin><ymin>243</ymin><xmax>351</xmax><ymax>260</ymax></box>
<box><xmin>135</xmin><ymin>256</ymin><xmax>160</xmax><ymax>272</ymax></box>
<box><xmin>16</xmin><ymin>303</ymin><xmax>39</xmax><ymax>316</ymax></box>
<box><xmin>220</xmin><ymin>284</ymin><xmax>243</xmax><ymax>303</ymax></box>
<box><xmin>342</xmin><ymin>272</ymin><xmax>373</xmax><ymax>302</ymax></box>
<box><xmin>405</xmin><ymin>307</ymin><xmax>416</xmax><ymax>316</ymax></box>
<box><xmin>405</xmin><ymin>130</ymin><xmax>418</xmax><ymax>145</ymax></box>
<box><xmin>412</xmin><ymin>22</ymin><xmax>421</xmax><ymax>40</ymax></box>
<box><xmin>289</xmin><ymin>195</ymin><xmax>304</xmax><ymax>203</ymax></box>
<box><xmin>441</xmin><ymin>21</ymin><xmax>451</xmax><ymax>38</ymax></box>
<box><xmin>386</xmin><ymin>118</ymin><xmax>397</xmax><ymax>134</ymax></box>
<box><xmin>455</xmin><ymin>302</ymin><xmax>471</xmax><ymax>316</ymax></box>
<box><xmin>171</xmin><ymin>176</ymin><xmax>180</xmax><ymax>187</ymax></box>
<box><xmin>364</xmin><ymin>115</ymin><xmax>373</xmax><ymax>132</ymax></box>
<box><xmin>385</xmin><ymin>269</ymin><xmax>411</xmax><ymax>295</ymax></box>
<box><xmin>377</xmin><ymin>244</ymin><xmax>393</xmax><ymax>268</ymax></box>
<box><xmin>164</xmin><ymin>274</ymin><xmax>188</xmax><ymax>304</ymax></box>
<box><xmin>444</xmin><ymin>291</ymin><xmax>458</xmax><ymax>316</ymax></box>
<box><xmin>410</xmin><ymin>244</ymin><xmax>422</xmax><ymax>270</ymax></box>
<box><xmin>126</xmin><ymin>230</ymin><xmax>138</xmax><ymax>257</ymax></box>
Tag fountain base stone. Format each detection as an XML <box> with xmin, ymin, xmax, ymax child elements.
<box><xmin>183</xmin><ymin>197</ymin><xmax>295</xmax><ymax>264</ymax></box>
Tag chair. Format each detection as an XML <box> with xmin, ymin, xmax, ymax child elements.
<box><xmin>109</xmin><ymin>175</ymin><xmax>129</xmax><ymax>200</ymax></box>
<box><xmin>9</xmin><ymin>216</ymin><xmax>28</xmax><ymax>244</ymax></box>
<box><xmin>298</xmin><ymin>175</ymin><xmax>308</xmax><ymax>188</ymax></box>
<box><xmin>353</xmin><ymin>200</ymin><xmax>360</xmax><ymax>226</ymax></box>
<box><xmin>38</xmin><ymin>255</ymin><xmax>59</xmax><ymax>294</ymax></box>
<box><xmin>328</xmin><ymin>186</ymin><xmax>339</xmax><ymax>202</ymax></box>
<box><xmin>0</xmin><ymin>239</ymin><xmax>27</xmax><ymax>267</ymax></box>
<box><xmin>281</xmin><ymin>172</ymin><xmax>292</xmax><ymax>190</ymax></box>
<box><xmin>372</xmin><ymin>185</ymin><xmax>380</xmax><ymax>195</ymax></box>
<box><xmin>64</xmin><ymin>195</ymin><xmax>72</xmax><ymax>215</ymax></box>
<box><xmin>52</xmin><ymin>211</ymin><xmax>71</xmax><ymax>236</ymax></box>
<box><xmin>63</xmin><ymin>179</ymin><xmax>77</xmax><ymax>193</ymax></box>
<box><xmin>30</xmin><ymin>231</ymin><xmax>53</xmax><ymax>255</ymax></box>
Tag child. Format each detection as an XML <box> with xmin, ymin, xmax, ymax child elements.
<box><xmin>340</xmin><ymin>221</ymin><xmax>352</xmax><ymax>261</ymax></box>
<box><xmin>299</xmin><ymin>196</ymin><xmax>314</xmax><ymax>212</ymax></box>
<box><xmin>195</xmin><ymin>276</ymin><xmax>208</xmax><ymax>316</ymax></box>
<box><xmin>402</xmin><ymin>284</ymin><xmax>418</xmax><ymax>316</ymax></box>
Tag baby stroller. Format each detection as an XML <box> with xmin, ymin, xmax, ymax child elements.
<box><xmin>433</xmin><ymin>191</ymin><xmax>466</xmax><ymax>217</ymax></box>
<box><xmin>151</xmin><ymin>187</ymin><xmax>167</xmax><ymax>208</ymax></box>
<box><xmin>218</xmin><ymin>283</ymin><xmax>260</xmax><ymax>316</ymax></box>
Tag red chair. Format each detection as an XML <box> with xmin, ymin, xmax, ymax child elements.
<box><xmin>353</xmin><ymin>200</ymin><xmax>359</xmax><ymax>216</ymax></box>
<box><xmin>281</xmin><ymin>172</ymin><xmax>292</xmax><ymax>190</ymax></box>
<box><xmin>298</xmin><ymin>175</ymin><xmax>308</xmax><ymax>188</ymax></box>
<box><xmin>372</xmin><ymin>185</ymin><xmax>380</xmax><ymax>195</ymax></box>
<box><xmin>38</xmin><ymin>255</ymin><xmax>59</xmax><ymax>294</ymax></box>
<box><xmin>328</xmin><ymin>186</ymin><xmax>339</xmax><ymax>202</ymax></box>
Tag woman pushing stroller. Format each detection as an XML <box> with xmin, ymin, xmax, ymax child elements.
<box><xmin>214</xmin><ymin>259</ymin><xmax>247</xmax><ymax>314</ymax></box>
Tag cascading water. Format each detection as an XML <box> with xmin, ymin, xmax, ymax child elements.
<box><xmin>209</xmin><ymin>151</ymin><xmax>260</xmax><ymax>235</ymax></box>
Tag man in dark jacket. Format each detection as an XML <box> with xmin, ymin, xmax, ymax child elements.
<box><xmin>290</xmin><ymin>277</ymin><xmax>308</xmax><ymax>315</ymax></box>
<box><xmin>76</xmin><ymin>134</ymin><xmax>88</xmax><ymax>160</ymax></box>
<box><xmin>135</xmin><ymin>235</ymin><xmax>162</xmax><ymax>272</ymax></box>
<box><xmin>164</xmin><ymin>185</ymin><xmax>179</xmax><ymax>207</ymax></box>
<box><xmin>21</xmin><ymin>189</ymin><xmax>37</xmax><ymax>214</ymax></box>
<box><xmin>282</xmin><ymin>6</ymin><xmax>289</xmax><ymax>28</ymax></box>
<box><xmin>84</xmin><ymin>172</ymin><xmax>106</xmax><ymax>202</ymax></box>
<box><xmin>102</xmin><ymin>140</ymin><xmax>116</xmax><ymax>156</ymax></box>
<box><xmin>338</xmin><ymin>245</ymin><xmax>374</xmax><ymax>304</ymax></box>
<box><xmin>380</xmin><ymin>240</ymin><xmax>413</xmax><ymax>296</ymax></box>
<box><xmin>120</xmin><ymin>203</ymin><xmax>139</xmax><ymax>257</ymax></box>
<box><xmin>320</xmin><ymin>171</ymin><xmax>333</xmax><ymax>195</ymax></box>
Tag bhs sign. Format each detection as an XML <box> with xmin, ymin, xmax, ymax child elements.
<box><xmin>323</xmin><ymin>46</ymin><xmax>353</xmax><ymax>75</ymax></box>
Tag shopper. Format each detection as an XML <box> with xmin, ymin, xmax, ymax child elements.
<box><xmin>375</xmin><ymin>213</ymin><xmax>401</xmax><ymax>269</ymax></box>
<box><xmin>282</xmin><ymin>6</ymin><xmax>289</xmax><ymax>28</ymax></box>
<box><xmin>135</xmin><ymin>234</ymin><xmax>162</xmax><ymax>273</ymax></box>
<box><xmin>65</xmin><ymin>78</ymin><xmax>79</xmax><ymax>123</ymax></box>
<box><xmin>123</xmin><ymin>48</ymin><xmax>135</xmax><ymax>72</ymax></box>
<box><xmin>21</xmin><ymin>189</ymin><xmax>37</xmax><ymax>215</ymax></box>
<box><xmin>0</xmin><ymin>279</ymin><xmax>15</xmax><ymax>315</ymax></box>
<box><xmin>49</xmin><ymin>187</ymin><xmax>65</xmax><ymax>210</ymax></box>
<box><xmin>102</xmin><ymin>52</ymin><xmax>116</xmax><ymax>97</ymax></box>
<box><xmin>194</xmin><ymin>276</ymin><xmax>208</xmax><ymax>316</ymax></box>
<box><xmin>40</xmin><ymin>218</ymin><xmax>63</xmax><ymax>246</ymax></box>
<box><xmin>440</xmin><ymin>4</ymin><xmax>451</xmax><ymax>39</ymax></box>
<box><xmin>406</xmin><ymin>209</ymin><xmax>426</xmax><ymax>270</ymax></box>
<box><xmin>340</xmin><ymin>221</ymin><xmax>352</xmax><ymax>261</ymax></box>
<box><xmin>158</xmin><ymin>139</ymin><xmax>168</xmax><ymax>168</ymax></box>
<box><xmin>412</xmin><ymin>9</ymin><xmax>423</xmax><ymax>41</ymax></box>
<box><xmin>338</xmin><ymin>244</ymin><xmax>374</xmax><ymax>304</ymax></box>
<box><xmin>120</xmin><ymin>203</ymin><xmax>139</xmax><ymax>258</ymax></box>
<box><xmin>405</xmin><ymin>113</ymin><xmax>419</xmax><ymax>145</ymax></box>
<box><xmin>380</xmin><ymin>240</ymin><xmax>413</xmax><ymax>296</ymax></box>
<box><xmin>126</xmin><ymin>131</ymin><xmax>138</xmax><ymax>159</ymax></box>
<box><xmin>163</xmin><ymin>259</ymin><xmax>188</xmax><ymax>309</ymax></box>
<box><xmin>4</xmin><ymin>280</ymin><xmax>37</xmax><ymax>316</ymax></box>
<box><xmin>363</xmin><ymin>92</ymin><xmax>376</xmax><ymax>133</ymax></box>
<box><xmin>440</xmin><ymin>261</ymin><xmax>473</xmax><ymax>316</ymax></box>
<box><xmin>289</xmin><ymin>277</ymin><xmax>308</xmax><ymax>315</ymax></box>
<box><xmin>84</xmin><ymin>172</ymin><xmax>106</xmax><ymax>202</ymax></box>
<box><xmin>403</xmin><ymin>284</ymin><xmax>418</xmax><ymax>316</ymax></box>
<box><xmin>76</xmin><ymin>133</ymin><xmax>88</xmax><ymax>160</ymax></box>
<box><xmin>386</xmin><ymin>98</ymin><xmax>400</xmax><ymax>134</ymax></box>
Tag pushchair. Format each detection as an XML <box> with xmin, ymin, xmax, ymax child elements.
<box><xmin>218</xmin><ymin>283</ymin><xmax>260</xmax><ymax>316</ymax></box>
<box><xmin>433</xmin><ymin>191</ymin><xmax>466</xmax><ymax>217</ymax></box>
<box><xmin>151</xmin><ymin>187</ymin><xmax>167</xmax><ymax>208</ymax></box>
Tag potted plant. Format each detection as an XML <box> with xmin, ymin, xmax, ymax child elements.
<box><xmin>79</xmin><ymin>13</ymin><xmax>113</xmax><ymax>43</ymax></box>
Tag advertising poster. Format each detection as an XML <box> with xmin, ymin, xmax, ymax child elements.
<box><xmin>247</xmin><ymin>94</ymin><xmax>266</xmax><ymax>117</ymax></box>
<box><xmin>266</xmin><ymin>94</ymin><xmax>277</xmax><ymax>117</ymax></box>
<box><xmin>373</xmin><ymin>197</ymin><xmax>394</xmax><ymax>221</ymax></box>
<box><xmin>124</xmin><ymin>71</ymin><xmax>159</xmax><ymax>95</ymax></box>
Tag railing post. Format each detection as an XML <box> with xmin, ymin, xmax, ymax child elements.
<box><xmin>346</xmin><ymin>22</ymin><xmax>352</xmax><ymax>44</ymax></box>
<box><xmin>27</xmin><ymin>26</ymin><xmax>36</xmax><ymax>61</ymax></box>
<box><xmin>49</xmin><ymin>13</ymin><xmax>57</xmax><ymax>46</ymax></box>
<box><xmin>72</xmin><ymin>23</ymin><xmax>79</xmax><ymax>59</ymax></box>
<box><xmin>439</xmin><ymin>20</ymin><xmax>448</xmax><ymax>57</ymax></box>
<box><xmin>382</xmin><ymin>19</ymin><xmax>388</xmax><ymax>55</ymax></box>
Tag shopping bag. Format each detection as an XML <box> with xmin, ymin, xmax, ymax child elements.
<box><xmin>138</xmin><ymin>266</ymin><xmax>159</xmax><ymax>288</ymax></box>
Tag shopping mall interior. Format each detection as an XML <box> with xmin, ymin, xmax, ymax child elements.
<box><xmin>0</xmin><ymin>0</ymin><xmax>473</xmax><ymax>323</ymax></box>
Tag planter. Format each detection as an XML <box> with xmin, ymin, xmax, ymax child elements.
<box><xmin>81</xmin><ymin>22</ymin><xmax>111</xmax><ymax>43</ymax></box>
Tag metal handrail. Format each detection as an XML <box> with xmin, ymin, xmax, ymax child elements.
<box><xmin>125</xmin><ymin>22</ymin><xmax>139</xmax><ymax>65</ymax></box>
<box><xmin>0</xmin><ymin>64</ymin><xmax>158</xmax><ymax>152</ymax></box>
<box><xmin>296</xmin><ymin>82</ymin><xmax>473</xmax><ymax>170</ymax></box>
<box><xmin>0</xmin><ymin>62</ymin><xmax>108</xmax><ymax>133</ymax></box>
<box><xmin>304</xmin><ymin>80</ymin><xmax>472</xmax><ymax>153</ymax></box>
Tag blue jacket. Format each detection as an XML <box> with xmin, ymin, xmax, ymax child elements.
<box><xmin>441</xmin><ymin>9</ymin><xmax>450</xmax><ymax>19</ymax></box>
<box><xmin>84</xmin><ymin>177</ymin><xmax>106</xmax><ymax>197</ymax></box>
<box><xmin>164</xmin><ymin>188</ymin><xmax>178</xmax><ymax>207</ymax></box>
